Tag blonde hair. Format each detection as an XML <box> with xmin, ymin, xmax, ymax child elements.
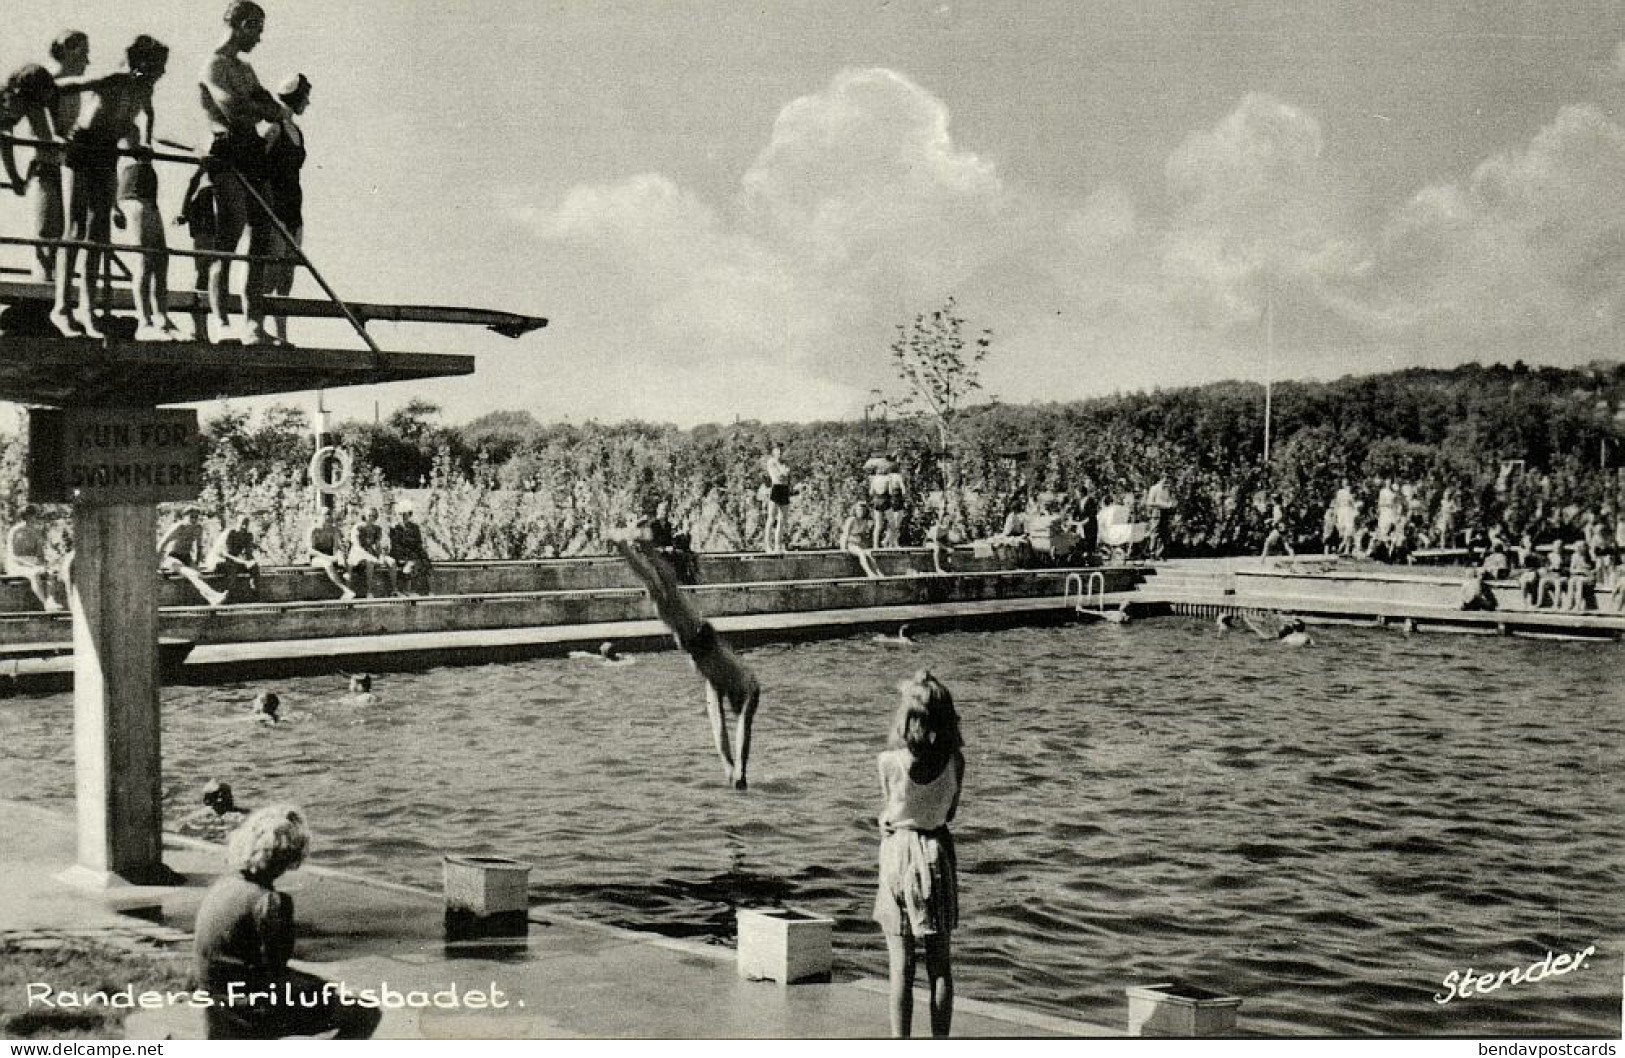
<box><xmin>226</xmin><ymin>804</ymin><xmax>309</xmax><ymax>880</ymax></box>
<box><xmin>888</xmin><ymin>670</ymin><xmax>962</xmax><ymax>766</ymax></box>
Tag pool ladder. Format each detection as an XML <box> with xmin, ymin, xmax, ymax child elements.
<box><xmin>1064</xmin><ymin>571</ymin><xmax>1131</xmax><ymax>624</ymax></box>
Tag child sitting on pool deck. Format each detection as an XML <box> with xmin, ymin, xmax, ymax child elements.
<box><xmin>874</xmin><ymin>670</ymin><xmax>964</xmax><ymax>1038</ymax></box>
<box><xmin>610</xmin><ymin>529</ymin><xmax>759</xmax><ymax>789</ymax></box>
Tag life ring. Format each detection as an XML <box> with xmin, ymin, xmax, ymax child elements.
<box><xmin>309</xmin><ymin>446</ymin><xmax>353</xmax><ymax>494</ymax></box>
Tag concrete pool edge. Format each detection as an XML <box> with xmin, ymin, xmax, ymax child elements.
<box><xmin>2</xmin><ymin>801</ymin><xmax>1119</xmax><ymax>1038</ymax></box>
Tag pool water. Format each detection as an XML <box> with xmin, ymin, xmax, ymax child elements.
<box><xmin>1</xmin><ymin>620</ymin><xmax>1619</xmax><ymax>1036</ymax></box>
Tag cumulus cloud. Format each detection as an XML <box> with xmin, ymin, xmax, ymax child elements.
<box><xmin>1372</xmin><ymin>104</ymin><xmax>1625</xmax><ymax>351</ymax></box>
<box><xmin>520</xmin><ymin>68</ymin><xmax>1023</xmax><ymax>421</ymax></box>
<box><xmin>1159</xmin><ymin>93</ymin><xmax>1367</xmax><ymax>333</ymax></box>
<box><xmin>517</xmin><ymin>79</ymin><xmax>1625</xmax><ymax>424</ymax></box>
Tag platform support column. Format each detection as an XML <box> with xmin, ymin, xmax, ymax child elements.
<box><xmin>68</xmin><ymin>502</ymin><xmax>165</xmax><ymax>885</ymax></box>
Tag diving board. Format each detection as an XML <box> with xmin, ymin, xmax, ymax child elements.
<box><xmin>0</xmin><ymin>331</ymin><xmax>473</xmax><ymax>407</ymax></box>
<box><xmin>0</xmin><ymin>279</ymin><xmax>547</xmax><ymax>338</ymax></box>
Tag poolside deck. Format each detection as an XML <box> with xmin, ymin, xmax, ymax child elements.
<box><xmin>0</xmin><ymin>800</ymin><xmax>1117</xmax><ymax>1040</ymax></box>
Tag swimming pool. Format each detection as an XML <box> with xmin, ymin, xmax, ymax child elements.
<box><xmin>1</xmin><ymin>620</ymin><xmax>1619</xmax><ymax>1036</ymax></box>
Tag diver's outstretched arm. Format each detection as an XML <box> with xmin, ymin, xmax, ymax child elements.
<box><xmin>611</xmin><ymin>534</ymin><xmax>705</xmax><ymax>643</ymax></box>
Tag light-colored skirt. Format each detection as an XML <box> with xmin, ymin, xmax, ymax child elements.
<box><xmin>873</xmin><ymin>826</ymin><xmax>957</xmax><ymax>938</ymax></box>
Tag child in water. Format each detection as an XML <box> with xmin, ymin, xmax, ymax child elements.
<box><xmin>874</xmin><ymin>670</ymin><xmax>964</xmax><ymax>1038</ymax></box>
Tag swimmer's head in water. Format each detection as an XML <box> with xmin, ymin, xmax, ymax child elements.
<box><xmin>254</xmin><ymin>691</ymin><xmax>279</xmax><ymax>716</ymax></box>
<box><xmin>349</xmin><ymin>674</ymin><xmax>372</xmax><ymax>693</ymax></box>
<box><xmin>202</xmin><ymin>780</ymin><xmax>235</xmax><ymax>812</ymax></box>
<box><xmin>598</xmin><ymin>641</ymin><xmax>619</xmax><ymax>660</ymax></box>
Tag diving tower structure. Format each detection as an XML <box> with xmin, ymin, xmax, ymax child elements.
<box><xmin>0</xmin><ymin>131</ymin><xmax>545</xmax><ymax>886</ymax></box>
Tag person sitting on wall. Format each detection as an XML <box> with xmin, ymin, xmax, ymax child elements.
<box><xmin>387</xmin><ymin>502</ymin><xmax>433</xmax><ymax>595</ymax></box>
<box><xmin>306</xmin><ymin>507</ymin><xmax>353</xmax><ymax>600</ymax></box>
<box><xmin>645</xmin><ymin>499</ymin><xmax>695</xmax><ymax>583</ymax></box>
<box><xmin>1564</xmin><ymin>541</ymin><xmax>1595</xmax><ymax>612</ymax></box>
<box><xmin>1458</xmin><ymin>568</ymin><xmax>1498</xmax><ymax>612</ymax></box>
<box><xmin>206</xmin><ymin>513</ymin><xmax>261</xmax><ymax>602</ymax></box>
<box><xmin>346</xmin><ymin>507</ymin><xmax>397</xmax><ymax>598</ymax></box>
<box><xmin>158</xmin><ymin>507</ymin><xmax>228</xmax><ymax>607</ymax></box>
<box><xmin>1535</xmin><ymin>543</ymin><xmax>1566</xmax><ymax>609</ymax></box>
<box><xmin>5</xmin><ymin>506</ymin><xmax>63</xmax><ymax>611</ymax></box>
<box><xmin>841</xmin><ymin>501</ymin><xmax>885</xmax><ymax>579</ymax></box>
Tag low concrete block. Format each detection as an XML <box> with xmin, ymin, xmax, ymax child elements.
<box><xmin>1125</xmin><ymin>982</ymin><xmax>1241</xmax><ymax>1037</ymax></box>
<box><xmin>442</xmin><ymin>854</ymin><xmax>531</xmax><ymax>916</ymax></box>
<box><xmin>736</xmin><ymin>907</ymin><xmax>833</xmax><ymax>984</ymax></box>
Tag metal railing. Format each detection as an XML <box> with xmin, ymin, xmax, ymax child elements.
<box><xmin>1</xmin><ymin>132</ymin><xmax>379</xmax><ymax>352</ymax></box>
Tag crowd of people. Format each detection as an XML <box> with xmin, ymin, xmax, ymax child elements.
<box><xmin>0</xmin><ymin>2</ymin><xmax>311</xmax><ymax>345</ymax></box>
<box><xmin>0</xmin><ymin>501</ymin><xmax>434</xmax><ymax>611</ymax></box>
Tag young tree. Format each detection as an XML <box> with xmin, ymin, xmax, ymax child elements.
<box><xmin>888</xmin><ymin>296</ymin><xmax>992</xmax><ymax>452</ymax></box>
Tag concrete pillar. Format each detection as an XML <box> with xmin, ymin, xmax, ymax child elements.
<box><xmin>67</xmin><ymin>502</ymin><xmax>166</xmax><ymax>885</ymax></box>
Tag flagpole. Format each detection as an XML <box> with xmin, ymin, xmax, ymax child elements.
<box><xmin>1263</xmin><ymin>284</ymin><xmax>1274</xmax><ymax>465</ymax></box>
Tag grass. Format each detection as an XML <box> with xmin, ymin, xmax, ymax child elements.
<box><xmin>0</xmin><ymin>936</ymin><xmax>193</xmax><ymax>1040</ymax></box>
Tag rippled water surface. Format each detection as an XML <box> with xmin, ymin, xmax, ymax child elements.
<box><xmin>2</xmin><ymin>620</ymin><xmax>1620</xmax><ymax>1036</ymax></box>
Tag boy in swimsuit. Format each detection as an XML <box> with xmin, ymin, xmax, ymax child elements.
<box><xmin>611</xmin><ymin>530</ymin><xmax>760</xmax><ymax>789</ymax></box>
<box><xmin>50</xmin><ymin>35</ymin><xmax>169</xmax><ymax>339</ymax></box>
<box><xmin>114</xmin><ymin>142</ymin><xmax>180</xmax><ymax>340</ymax></box>
<box><xmin>306</xmin><ymin>507</ymin><xmax>354</xmax><ymax>600</ymax></box>
<box><xmin>199</xmin><ymin>0</ymin><xmax>283</xmax><ymax>344</ymax></box>
<box><xmin>5</xmin><ymin>506</ymin><xmax>63</xmax><ymax>611</ymax></box>
<box><xmin>762</xmin><ymin>445</ymin><xmax>791</xmax><ymax>553</ymax></box>
<box><xmin>157</xmin><ymin>507</ymin><xmax>227</xmax><ymax>607</ymax></box>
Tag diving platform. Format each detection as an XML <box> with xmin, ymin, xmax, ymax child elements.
<box><xmin>0</xmin><ymin>278</ymin><xmax>548</xmax><ymax>338</ymax></box>
<box><xmin>0</xmin><ymin>330</ymin><xmax>473</xmax><ymax>407</ymax></box>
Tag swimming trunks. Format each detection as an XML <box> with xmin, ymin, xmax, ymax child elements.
<box><xmin>63</xmin><ymin>128</ymin><xmax>119</xmax><ymax>175</ymax></box>
<box><xmin>769</xmin><ymin>483</ymin><xmax>790</xmax><ymax>506</ymax></box>
<box><xmin>680</xmin><ymin>621</ymin><xmax>719</xmax><ymax>660</ymax></box>
<box><xmin>206</xmin><ymin>128</ymin><xmax>268</xmax><ymax>181</ymax></box>
<box><xmin>871</xmin><ymin>495</ymin><xmax>890</xmax><ymax>513</ymax></box>
<box><xmin>117</xmin><ymin>160</ymin><xmax>158</xmax><ymax>203</ymax></box>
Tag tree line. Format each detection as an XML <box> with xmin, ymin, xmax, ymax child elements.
<box><xmin>1</xmin><ymin>359</ymin><xmax>1619</xmax><ymax>564</ymax></box>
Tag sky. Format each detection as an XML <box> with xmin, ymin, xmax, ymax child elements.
<box><xmin>4</xmin><ymin>0</ymin><xmax>1625</xmax><ymax>429</ymax></box>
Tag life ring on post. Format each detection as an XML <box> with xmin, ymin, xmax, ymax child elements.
<box><xmin>309</xmin><ymin>446</ymin><xmax>353</xmax><ymax>494</ymax></box>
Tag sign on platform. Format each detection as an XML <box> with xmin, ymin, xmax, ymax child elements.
<box><xmin>28</xmin><ymin>409</ymin><xmax>202</xmax><ymax>505</ymax></box>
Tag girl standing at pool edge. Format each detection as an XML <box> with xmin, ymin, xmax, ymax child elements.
<box><xmin>874</xmin><ymin>670</ymin><xmax>964</xmax><ymax>1038</ymax></box>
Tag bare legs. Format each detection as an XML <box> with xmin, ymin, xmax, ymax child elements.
<box><xmin>705</xmin><ymin>682</ymin><xmax>757</xmax><ymax>789</ymax></box>
<box><xmin>614</xmin><ymin>532</ymin><xmax>759</xmax><ymax>788</ymax></box>
<box><xmin>124</xmin><ymin>201</ymin><xmax>175</xmax><ymax>339</ymax></box>
<box><xmin>846</xmin><ymin>543</ymin><xmax>884</xmax><ymax>579</ymax></box>
<box><xmin>52</xmin><ymin>162</ymin><xmax>114</xmax><ymax>338</ymax></box>
<box><xmin>15</xmin><ymin>564</ymin><xmax>62</xmax><ymax>612</ymax></box>
<box><xmin>763</xmin><ymin>502</ymin><xmax>786</xmax><ymax>553</ymax></box>
<box><xmin>885</xmin><ymin>932</ymin><xmax>953</xmax><ymax>1038</ymax></box>
<box><xmin>29</xmin><ymin>165</ymin><xmax>63</xmax><ymax>281</ymax></box>
<box><xmin>207</xmin><ymin>173</ymin><xmax>271</xmax><ymax>342</ymax></box>
<box><xmin>161</xmin><ymin>557</ymin><xmax>225</xmax><ymax>607</ymax></box>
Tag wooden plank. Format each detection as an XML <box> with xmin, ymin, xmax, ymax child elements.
<box><xmin>0</xmin><ymin>332</ymin><xmax>472</xmax><ymax>406</ymax></box>
<box><xmin>0</xmin><ymin>279</ymin><xmax>546</xmax><ymax>337</ymax></box>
